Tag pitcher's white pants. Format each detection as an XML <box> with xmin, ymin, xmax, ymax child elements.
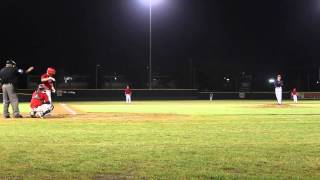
<box><xmin>275</xmin><ymin>87</ymin><xmax>282</xmax><ymax>104</ymax></box>
<box><xmin>126</xmin><ymin>94</ymin><xmax>131</xmax><ymax>103</ymax></box>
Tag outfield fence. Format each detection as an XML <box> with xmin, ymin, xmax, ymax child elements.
<box><xmin>199</xmin><ymin>91</ymin><xmax>320</xmax><ymax>100</ymax></box>
<box><xmin>1</xmin><ymin>89</ymin><xmax>319</xmax><ymax>102</ymax></box>
<box><xmin>7</xmin><ymin>89</ymin><xmax>198</xmax><ymax>102</ymax></box>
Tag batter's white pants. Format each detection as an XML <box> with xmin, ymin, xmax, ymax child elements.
<box><xmin>126</xmin><ymin>94</ymin><xmax>131</xmax><ymax>103</ymax></box>
<box><xmin>32</xmin><ymin>104</ymin><xmax>54</xmax><ymax>116</ymax></box>
<box><xmin>293</xmin><ymin>95</ymin><xmax>298</xmax><ymax>103</ymax></box>
<box><xmin>45</xmin><ymin>90</ymin><xmax>52</xmax><ymax>104</ymax></box>
<box><xmin>275</xmin><ymin>87</ymin><xmax>282</xmax><ymax>104</ymax></box>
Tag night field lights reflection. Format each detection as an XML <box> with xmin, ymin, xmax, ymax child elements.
<box><xmin>269</xmin><ymin>78</ymin><xmax>275</xmax><ymax>84</ymax></box>
<box><xmin>139</xmin><ymin>0</ymin><xmax>164</xmax><ymax>6</ymax></box>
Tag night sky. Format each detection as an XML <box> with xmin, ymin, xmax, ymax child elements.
<box><xmin>1</xmin><ymin>0</ymin><xmax>320</xmax><ymax>90</ymax></box>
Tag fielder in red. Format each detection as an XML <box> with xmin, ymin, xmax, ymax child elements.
<box><xmin>30</xmin><ymin>84</ymin><xmax>54</xmax><ymax>118</ymax></box>
<box><xmin>41</xmin><ymin>67</ymin><xmax>56</xmax><ymax>104</ymax></box>
<box><xmin>124</xmin><ymin>85</ymin><xmax>132</xmax><ymax>103</ymax></box>
<box><xmin>291</xmin><ymin>88</ymin><xmax>298</xmax><ymax>103</ymax></box>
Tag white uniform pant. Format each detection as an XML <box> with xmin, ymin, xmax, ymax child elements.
<box><xmin>275</xmin><ymin>87</ymin><xmax>282</xmax><ymax>104</ymax></box>
<box><xmin>126</xmin><ymin>94</ymin><xmax>131</xmax><ymax>103</ymax></box>
<box><xmin>209</xmin><ymin>93</ymin><xmax>213</xmax><ymax>101</ymax></box>
<box><xmin>32</xmin><ymin>104</ymin><xmax>53</xmax><ymax>115</ymax></box>
<box><xmin>293</xmin><ymin>95</ymin><xmax>298</xmax><ymax>103</ymax></box>
<box><xmin>45</xmin><ymin>90</ymin><xmax>52</xmax><ymax>104</ymax></box>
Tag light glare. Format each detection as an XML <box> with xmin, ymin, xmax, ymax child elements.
<box><xmin>269</xmin><ymin>78</ymin><xmax>275</xmax><ymax>83</ymax></box>
<box><xmin>139</xmin><ymin>0</ymin><xmax>164</xmax><ymax>6</ymax></box>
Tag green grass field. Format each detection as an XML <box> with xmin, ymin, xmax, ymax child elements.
<box><xmin>0</xmin><ymin>100</ymin><xmax>320</xmax><ymax>179</ymax></box>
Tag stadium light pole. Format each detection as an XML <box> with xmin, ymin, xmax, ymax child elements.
<box><xmin>95</xmin><ymin>64</ymin><xmax>100</xmax><ymax>89</ymax></box>
<box><xmin>149</xmin><ymin>0</ymin><xmax>152</xmax><ymax>89</ymax></box>
<box><xmin>140</xmin><ymin>0</ymin><xmax>163</xmax><ymax>89</ymax></box>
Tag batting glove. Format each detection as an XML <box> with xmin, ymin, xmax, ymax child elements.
<box><xmin>49</xmin><ymin>77</ymin><xmax>56</xmax><ymax>82</ymax></box>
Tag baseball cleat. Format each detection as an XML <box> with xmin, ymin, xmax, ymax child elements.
<box><xmin>30</xmin><ymin>111</ymin><xmax>36</xmax><ymax>118</ymax></box>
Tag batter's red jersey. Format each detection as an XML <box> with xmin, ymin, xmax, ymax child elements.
<box><xmin>41</xmin><ymin>73</ymin><xmax>54</xmax><ymax>90</ymax></box>
<box><xmin>124</xmin><ymin>88</ymin><xmax>132</xmax><ymax>95</ymax></box>
<box><xmin>30</xmin><ymin>91</ymin><xmax>49</xmax><ymax>109</ymax></box>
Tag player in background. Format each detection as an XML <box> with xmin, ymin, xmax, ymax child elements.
<box><xmin>291</xmin><ymin>88</ymin><xmax>298</xmax><ymax>103</ymax></box>
<box><xmin>30</xmin><ymin>84</ymin><xmax>54</xmax><ymax>118</ymax></box>
<box><xmin>41</xmin><ymin>67</ymin><xmax>56</xmax><ymax>104</ymax></box>
<box><xmin>274</xmin><ymin>74</ymin><xmax>284</xmax><ymax>105</ymax></box>
<box><xmin>124</xmin><ymin>85</ymin><xmax>132</xmax><ymax>103</ymax></box>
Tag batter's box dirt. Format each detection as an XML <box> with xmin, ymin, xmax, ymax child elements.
<box><xmin>2</xmin><ymin>102</ymin><xmax>193</xmax><ymax>121</ymax></box>
<box><xmin>17</xmin><ymin>103</ymin><xmax>190</xmax><ymax>122</ymax></box>
<box><xmin>17</xmin><ymin>104</ymin><xmax>84</xmax><ymax>119</ymax></box>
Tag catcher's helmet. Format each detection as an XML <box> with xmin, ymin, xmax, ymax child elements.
<box><xmin>6</xmin><ymin>60</ymin><xmax>16</xmax><ymax>66</ymax></box>
<box><xmin>47</xmin><ymin>67</ymin><xmax>56</xmax><ymax>76</ymax></box>
<box><xmin>38</xmin><ymin>84</ymin><xmax>46</xmax><ymax>90</ymax></box>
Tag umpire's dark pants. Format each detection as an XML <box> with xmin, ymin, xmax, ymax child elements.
<box><xmin>2</xmin><ymin>83</ymin><xmax>20</xmax><ymax>117</ymax></box>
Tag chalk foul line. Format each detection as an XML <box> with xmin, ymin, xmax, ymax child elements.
<box><xmin>60</xmin><ymin>103</ymin><xmax>77</xmax><ymax>115</ymax></box>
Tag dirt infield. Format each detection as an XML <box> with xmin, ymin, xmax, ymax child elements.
<box><xmin>79</xmin><ymin>112</ymin><xmax>190</xmax><ymax>122</ymax></box>
<box><xmin>52</xmin><ymin>112</ymin><xmax>190</xmax><ymax>122</ymax></box>
<box><xmin>247</xmin><ymin>104</ymin><xmax>306</xmax><ymax>109</ymax></box>
<box><xmin>0</xmin><ymin>104</ymin><xmax>82</xmax><ymax>120</ymax></box>
<box><xmin>1</xmin><ymin>103</ymin><xmax>190</xmax><ymax>122</ymax></box>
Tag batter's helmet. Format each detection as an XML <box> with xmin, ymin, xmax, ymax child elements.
<box><xmin>47</xmin><ymin>67</ymin><xmax>56</xmax><ymax>76</ymax></box>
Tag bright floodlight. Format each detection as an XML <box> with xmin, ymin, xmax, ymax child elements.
<box><xmin>269</xmin><ymin>78</ymin><xmax>275</xmax><ymax>84</ymax></box>
<box><xmin>139</xmin><ymin>0</ymin><xmax>164</xmax><ymax>6</ymax></box>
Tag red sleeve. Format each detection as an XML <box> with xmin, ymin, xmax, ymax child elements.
<box><xmin>41</xmin><ymin>73</ymin><xmax>53</xmax><ymax>89</ymax></box>
<box><xmin>41</xmin><ymin>74</ymin><xmax>48</xmax><ymax>81</ymax></box>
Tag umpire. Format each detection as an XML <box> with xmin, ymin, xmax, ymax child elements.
<box><xmin>0</xmin><ymin>60</ymin><xmax>34</xmax><ymax>118</ymax></box>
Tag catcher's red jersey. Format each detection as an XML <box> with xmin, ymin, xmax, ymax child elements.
<box><xmin>30</xmin><ymin>91</ymin><xmax>49</xmax><ymax>109</ymax></box>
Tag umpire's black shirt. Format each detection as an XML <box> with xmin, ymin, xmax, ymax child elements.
<box><xmin>0</xmin><ymin>67</ymin><xmax>21</xmax><ymax>86</ymax></box>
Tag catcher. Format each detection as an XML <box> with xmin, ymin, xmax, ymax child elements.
<box><xmin>30</xmin><ymin>84</ymin><xmax>54</xmax><ymax>118</ymax></box>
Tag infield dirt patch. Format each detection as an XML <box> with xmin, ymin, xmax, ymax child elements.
<box><xmin>250</xmin><ymin>104</ymin><xmax>305</xmax><ymax>109</ymax></box>
<box><xmin>39</xmin><ymin>112</ymin><xmax>191</xmax><ymax>122</ymax></box>
<box><xmin>11</xmin><ymin>103</ymin><xmax>191</xmax><ymax>122</ymax></box>
<box><xmin>76</xmin><ymin>112</ymin><xmax>191</xmax><ymax>122</ymax></box>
